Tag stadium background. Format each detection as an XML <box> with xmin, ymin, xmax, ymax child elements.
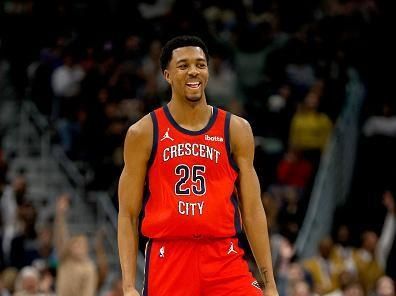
<box><xmin>0</xmin><ymin>0</ymin><xmax>395</xmax><ymax>295</ymax></box>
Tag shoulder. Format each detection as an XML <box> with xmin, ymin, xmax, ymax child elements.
<box><xmin>228</xmin><ymin>114</ymin><xmax>254</xmax><ymax>154</ymax></box>
<box><xmin>229</xmin><ymin>114</ymin><xmax>254</xmax><ymax>143</ymax></box>
<box><xmin>125</xmin><ymin>114</ymin><xmax>153</xmax><ymax>144</ymax></box>
<box><xmin>123</xmin><ymin>114</ymin><xmax>154</xmax><ymax>160</ymax></box>
<box><xmin>229</xmin><ymin>113</ymin><xmax>251</xmax><ymax>132</ymax></box>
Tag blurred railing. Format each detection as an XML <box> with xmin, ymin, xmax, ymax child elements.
<box><xmin>294</xmin><ymin>68</ymin><xmax>365</xmax><ymax>258</ymax></box>
<box><xmin>94</xmin><ymin>190</ymin><xmax>147</xmax><ymax>292</ymax></box>
<box><xmin>19</xmin><ymin>101</ymin><xmax>83</xmax><ymax>196</ymax></box>
<box><xmin>18</xmin><ymin>100</ymin><xmax>146</xmax><ymax>290</ymax></box>
<box><xmin>95</xmin><ymin>191</ymin><xmax>118</xmax><ymax>253</ymax></box>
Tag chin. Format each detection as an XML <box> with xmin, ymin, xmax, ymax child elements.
<box><xmin>186</xmin><ymin>95</ymin><xmax>202</xmax><ymax>102</ymax></box>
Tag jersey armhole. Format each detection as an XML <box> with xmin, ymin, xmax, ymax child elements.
<box><xmin>148</xmin><ymin>111</ymin><xmax>158</xmax><ymax>168</ymax></box>
<box><xmin>225</xmin><ymin>112</ymin><xmax>240</xmax><ymax>172</ymax></box>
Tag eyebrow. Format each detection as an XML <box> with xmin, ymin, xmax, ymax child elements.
<box><xmin>176</xmin><ymin>58</ymin><xmax>207</xmax><ymax>64</ymax></box>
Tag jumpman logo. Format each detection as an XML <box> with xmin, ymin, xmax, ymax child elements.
<box><xmin>160</xmin><ymin>128</ymin><xmax>174</xmax><ymax>142</ymax></box>
<box><xmin>227</xmin><ymin>242</ymin><xmax>238</xmax><ymax>255</ymax></box>
<box><xmin>159</xmin><ymin>246</ymin><xmax>165</xmax><ymax>258</ymax></box>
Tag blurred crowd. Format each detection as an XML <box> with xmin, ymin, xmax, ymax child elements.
<box><xmin>1</xmin><ymin>0</ymin><xmax>395</xmax><ymax>295</ymax></box>
<box><xmin>0</xmin><ymin>174</ymin><xmax>112</xmax><ymax>295</ymax></box>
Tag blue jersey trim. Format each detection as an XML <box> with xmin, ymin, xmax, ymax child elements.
<box><xmin>140</xmin><ymin>176</ymin><xmax>151</xmax><ymax>236</ymax></box>
<box><xmin>140</xmin><ymin>112</ymin><xmax>157</xmax><ymax>235</ymax></box>
<box><xmin>148</xmin><ymin>111</ymin><xmax>158</xmax><ymax>167</ymax></box>
<box><xmin>231</xmin><ymin>192</ymin><xmax>242</xmax><ymax>234</ymax></box>
<box><xmin>142</xmin><ymin>240</ymin><xmax>152</xmax><ymax>296</ymax></box>
<box><xmin>225</xmin><ymin>112</ymin><xmax>239</xmax><ymax>172</ymax></box>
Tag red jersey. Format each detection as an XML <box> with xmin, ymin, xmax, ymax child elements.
<box><xmin>140</xmin><ymin>105</ymin><xmax>241</xmax><ymax>239</ymax></box>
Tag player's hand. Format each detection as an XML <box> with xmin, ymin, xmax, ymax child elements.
<box><xmin>263</xmin><ymin>286</ymin><xmax>279</xmax><ymax>296</ymax></box>
<box><xmin>264</xmin><ymin>285</ymin><xmax>279</xmax><ymax>296</ymax></box>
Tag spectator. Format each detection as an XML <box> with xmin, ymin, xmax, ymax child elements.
<box><xmin>353</xmin><ymin>231</ymin><xmax>384</xmax><ymax>294</ymax></box>
<box><xmin>54</xmin><ymin>194</ymin><xmax>97</xmax><ymax>296</ymax></box>
<box><xmin>264</xmin><ymin>83</ymin><xmax>295</xmax><ymax>145</ymax></box>
<box><xmin>288</xmin><ymin>88</ymin><xmax>333</xmax><ymax>169</ymax></box>
<box><xmin>330</xmin><ymin>224</ymin><xmax>357</xmax><ymax>276</ymax></box>
<box><xmin>10</xmin><ymin>201</ymin><xmax>39</xmax><ymax>269</ymax></box>
<box><xmin>302</xmin><ymin>236</ymin><xmax>344</xmax><ymax>294</ymax></box>
<box><xmin>323</xmin><ymin>271</ymin><xmax>359</xmax><ymax>296</ymax></box>
<box><xmin>342</xmin><ymin>279</ymin><xmax>365</xmax><ymax>296</ymax></box>
<box><xmin>51</xmin><ymin>50</ymin><xmax>85</xmax><ymax>120</ymax></box>
<box><xmin>273</xmin><ymin>235</ymin><xmax>299</xmax><ymax>296</ymax></box>
<box><xmin>0</xmin><ymin>274</ymin><xmax>10</xmax><ymax>296</ymax></box>
<box><xmin>0</xmin><ymin>268</ymin><xmax>17</xmax><ymax>295</ymax></box>
<box><xmin>363</xmin><ymin>102</ymin><xmax>396</xmax><ymax>138</ymax></box>
<box><xmin>13</xmin><ymin>266</ymin><xmax>41</xmax><ymax>296</ymax></box>
<box><xmin>374</xmin><ymin>276</ymin><xmax>395</xmax><ymax>296</ymax></box>
<box><xmin>278</xmin><ymin>262</ymin><xmax>312</xmax><ymax>296</ymax></box>
<box><xmin>377</xmin><ymin>190</ymin><xmax>396</xmax><ymax>280</ymax></box>
<box><xmin>276</xmin><ymin>147</ymin><xmax>313</xmax><ymax>191</ymax></box>
<box><xmin>37</xmin><ymin>268</ymin><xmax>55</xmax><ymax>296</ymax></box>
<box><xmin>10</xmin><ymin>220</ymin><xmax>55</xmax><ymax>273</ymax></box>
<box><xmin>276</xmin><ymin>187</ymin><xmax>304</xmax><ymax>244</ymax></box>
<box><xmin>56</xmin><ymin>106</ymin><xmax>88</xmax><ymax>159</ymax></box>
<box><xmin>291</xmin><ymin>280</ymin><xmax>316</xmax><ymax>296</ymax></box>
<box><xmin>284</xmin><ymin>31</ymin><xmax>317</xmax><ymax>100</ymax></box>
<box><xmin>1</xmin><ymin>175</ymin><xmax>28</xmax><ymax>264</ymax></box>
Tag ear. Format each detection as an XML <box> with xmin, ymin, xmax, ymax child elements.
<box><xmin>163</xmin><ymin>69</ymin><xmax>171</xmax><ymax>84</ymax></box>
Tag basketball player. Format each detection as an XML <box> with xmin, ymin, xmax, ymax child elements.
<box><xmin>118</xmin><ymin>35</ymin><xmax>279</xmax><ymax>296</ymax></box>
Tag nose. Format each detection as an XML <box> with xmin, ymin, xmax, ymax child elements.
<box><xmin>188</xmin><ymin>65</ymin><xmax>199</xmax><ymax>76</ymax></box>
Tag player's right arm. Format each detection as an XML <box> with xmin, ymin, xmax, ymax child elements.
<box><xmin>118</xmin><ymin>115</ymin><xmax>153</xmax><ymax>296</ymax></box>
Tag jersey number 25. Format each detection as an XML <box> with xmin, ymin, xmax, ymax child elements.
<box><xmin>175</xmin><ymin>164</ymin><xmax>206</xmax><ymax>196</ymax></box>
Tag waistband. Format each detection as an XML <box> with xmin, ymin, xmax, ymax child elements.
<box><xmin>150</xmin><ymin>235</ymin><xmax>238</xmax><ymax>242</ymax></box>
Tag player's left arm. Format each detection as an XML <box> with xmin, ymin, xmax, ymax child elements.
<box><xmin>230</xmin><ymin>115</ymin><xmax>279</xmax><ymax>295</ymax></box>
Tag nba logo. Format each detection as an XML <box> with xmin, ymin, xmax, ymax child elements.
<box><xmin>159</xmin><ymin>246</ymin><xmax>165</xmax><ymax>258</ymax></box>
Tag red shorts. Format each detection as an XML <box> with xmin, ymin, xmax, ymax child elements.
<box><xmin>142</xmin><ymin>237</ymin><xmax>263</xmax><ymax>296</ymax></box>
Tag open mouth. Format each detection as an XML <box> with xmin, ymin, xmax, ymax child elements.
<box><xmin>186</xmin><ymin>82</ymin><xmax>201</xmax><ymax>89</ymax></box>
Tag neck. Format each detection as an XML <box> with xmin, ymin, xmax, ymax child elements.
<box><xmin>167</xmin><ymin>99</ymin><xmax>212</xmax><ymax>131</ymax></box>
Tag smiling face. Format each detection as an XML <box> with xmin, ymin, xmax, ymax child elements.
<box><xmin>164</xmin><ymin>46</ymin><xmax>209</xmax><ymax>103</ymax></box>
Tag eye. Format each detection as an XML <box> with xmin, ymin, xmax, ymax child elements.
<box><xmin>177</xmin><ymin>64</ymin><xmax>187</xmax><ymax>70</ymax></box>
<box><xmin>197</xmin><ymin>63</ymin><xmax>207</xmax><ymax>69</ymax></box>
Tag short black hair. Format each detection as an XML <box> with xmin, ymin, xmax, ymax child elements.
<box><xmin>160</xmin><ymin>35</ymin><xmax>209</xmax><ymax>72</ymax></box>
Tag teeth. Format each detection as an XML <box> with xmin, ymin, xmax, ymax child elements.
<box><xmin>186</xmin><ymin>82</ymin><xmax>200</xmax><ymax>88</ymax></box>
